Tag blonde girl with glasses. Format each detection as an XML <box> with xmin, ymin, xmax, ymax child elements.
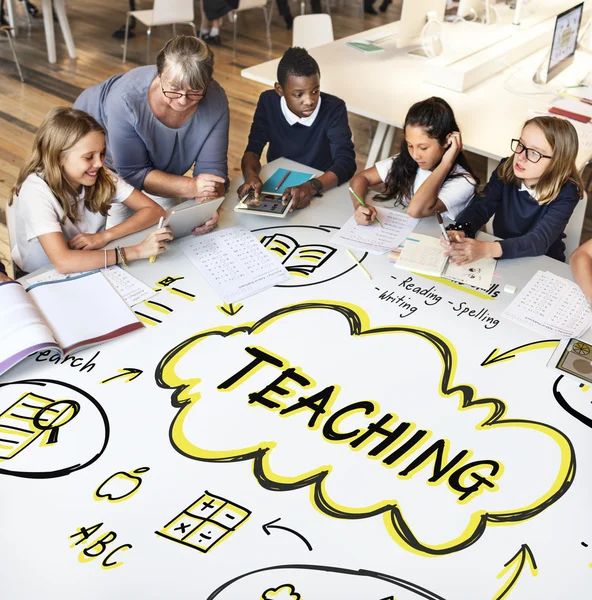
<box><xmin>7</xmin><ymin>108</ymin><xmax>171</xmax><ymax>276</ymax></box>
<box><xmin>443</xmin><ymin>116</ymin><xmax>584</xmax><ymax>264</ymax></box>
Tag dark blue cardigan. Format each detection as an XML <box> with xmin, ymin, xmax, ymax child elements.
<box><xmin>245</xmin><ymin>90</ymin><xmax>356</xmax><ymax>185</ymax></box>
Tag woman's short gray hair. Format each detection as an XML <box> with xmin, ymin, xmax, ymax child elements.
<box><xmin>156</xmin><ymin>35</ymin><xmax>214</xmax><ymax>91</ymax></box>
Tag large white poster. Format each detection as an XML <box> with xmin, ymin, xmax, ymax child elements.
<box><xmin>1</xmin><ymin>213</ymin><xmax>590</xmax><ymax>600</ymax></box>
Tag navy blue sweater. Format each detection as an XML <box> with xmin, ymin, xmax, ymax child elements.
<box><xmin>456</xmin><ymin>159</ymin><xmax>581</xmax><ymax>262</ymax></box>
<box><xmin>245</xmin><ymin>90</ymin><xmax>356</xmax><ymax>185</ymax></box>
<box><xmin>0</xmin><ymin>262</ymin><xmax>5</xmax><ymax>276</ymax></box>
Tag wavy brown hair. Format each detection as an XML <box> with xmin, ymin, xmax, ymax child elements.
<box><xmin>11</xmin><ymin>107</ymin><xmax>116</xmax><ymax>224</ymax></box>
<box><xmin>499</xmin><ymin>116</ymin><xmax>584</xmax><ymax>204</ymax></box>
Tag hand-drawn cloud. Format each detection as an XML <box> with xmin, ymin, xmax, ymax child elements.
<box><xmin>155</xmin><ymin>302</ymin><xmax>574</xmax><ymax>555</ymax></box>
<box><xmin>207</xmin><ymin>564</ymin><xmax>446</xmax><ymax>600</ymax></box>
<box><xmin>0</xmin><ymin>379</ymin><xmax>109</xmax><ymax>478</ymax></box>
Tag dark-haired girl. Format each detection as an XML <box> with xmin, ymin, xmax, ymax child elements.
<box><xmin>350</xmin><ymin>97</ymin><xmax>477</xmax><ymax>223</ymax></box>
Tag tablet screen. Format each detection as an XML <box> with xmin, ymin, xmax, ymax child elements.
<box><xmin>238</xmin><ymin>193</ymin><xmax>292</xmax><ymax>216</ymax></box>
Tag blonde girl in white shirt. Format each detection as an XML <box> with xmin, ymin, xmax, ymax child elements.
<box><xmin>350</xmin><ymin>97</ymin><xmax>478</xmax><ymax>223</ymax></box>
<box><xmin>8</xmin><ymin>107</ymin><xmax>171</xmax><ymax>276</ymax></box>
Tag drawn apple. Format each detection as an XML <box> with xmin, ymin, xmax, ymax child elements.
<box><xmin>262</xmin><ymin>585</ymin><xmax>301</xmax><ymax>600</ymax></box>
<box><xmin>94</xmin><ymin>467</ymin><xmax>150</xmax><ymax>502</ymax></box>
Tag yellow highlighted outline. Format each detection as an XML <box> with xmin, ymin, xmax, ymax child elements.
<box><xmin>155</xmin><ymin>301</ymin><xmax>575</xmax><ymax>556</ymax></box>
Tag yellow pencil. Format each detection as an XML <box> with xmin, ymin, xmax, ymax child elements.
<box><xmin>346</xmin><ymin>248</ymin><xmax>372</xmax><ymax>280</ymax></box>
<box><xmin>150</xmin><ymin>216</ymin><xmax>165</xmax><ymax>263</ymax></box>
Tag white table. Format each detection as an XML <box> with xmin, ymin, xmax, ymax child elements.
<box><xmin>3</xmin><ymin>159</ymin><xmax>591</xmax><ymax>600</ymax></box>
<box><xmin>6</xmin><ymin>0</ymin><xmax>76</xmax><ymax>63</ymax></box>
<box><xmin>242</xmin><ymin>9</ymin><xmax>592</xmax><ymax>174</ymax></box>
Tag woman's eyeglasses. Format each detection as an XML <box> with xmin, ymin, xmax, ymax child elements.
<box><xmin>160</xmin><ymin>80</ymin><xmax>206</xmax><ymax>102</ymax></box>
<box><xmin>511</xmin><ymin>139</ymin><xmax>552</xmax><ymax>164</ymax></box>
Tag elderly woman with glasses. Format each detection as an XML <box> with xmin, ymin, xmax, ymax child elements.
<box><xmin>74</xmin><ymin>35</ymin><xmax>227</xmax><ymax>233</ymax></box>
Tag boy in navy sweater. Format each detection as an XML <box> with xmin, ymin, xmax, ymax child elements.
<box><xmin>238</xmin><ymin>47</ymin><xmax>356</xmax><ymax>210</ymax></box>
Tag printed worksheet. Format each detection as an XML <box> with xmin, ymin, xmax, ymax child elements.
<box><xmin>182</xmin><ymin>226</ymin><xmax>291</xmax><ymax>303</ymax></box>
<box><xmin>502</xmin><ymin>270</ymin><xmax>592</xmax><ymax>337</ymax></box>
<box><xmin>331</xmin><ymin>207</ymin><xmax>419</xmax><ymax>254</ymax></box>
<box><xmin>444</xmin><ymin>256</ymin><xmax>497</xmax><ymax>290</ymax></box>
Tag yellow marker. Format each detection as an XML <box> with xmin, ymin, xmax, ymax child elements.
<box><xmin>150</xmin><ymin>217</ymin><xmax>165</xmax><ymax>263</ymax></box>
<box><xmin>345</xmin><ymin>248</ymin><xmax>372</xmax><ymax>280</ymax></box>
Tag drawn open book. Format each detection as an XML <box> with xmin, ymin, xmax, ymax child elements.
<box><xmin>260</xmin><ymin>233</ymin><xmax>336</xmax><ymax>277</ymax></box>
<box><xmin>0</xmin><ymin>271</ymin><xmax>143</xmax><ymax>377</ymax></box>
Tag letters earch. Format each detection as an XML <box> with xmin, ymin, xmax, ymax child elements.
<box><xmin>154</xmin><ymin>301</ymin><xmax>576</xmax><ymax>556</ymax></box>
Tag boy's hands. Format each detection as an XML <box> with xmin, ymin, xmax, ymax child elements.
<box><xmin>283</xmin><ymin>181</ymin><xmax>315</xmax><ymax>210</ymax></box>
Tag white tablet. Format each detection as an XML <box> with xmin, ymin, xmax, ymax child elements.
<box><xmin>234</xmin><ymin>192</ymin><xmax>294</xmax><ymax>218</ymax></box>
<box><xmin>165</xmin><ymin>197</ymin><xmax>225</xmax><ymax>238</ymax></box>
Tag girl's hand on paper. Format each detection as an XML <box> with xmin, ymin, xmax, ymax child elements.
<box><xmin>136</xmin><ymin>226</ymin><xmax>173</xmax><ymax>260</ymax></box>
<box><xmin>192</xmin><ymin>209</ymin><xmax>220</xmax><ymax>236</ymax></box>
<box><xmin>68</xmin><ymin>231</ymin><xmax>109</xmax><ymax>250</ymax></box>
<box><xmin>354</xmin><ymin>204</ymin><xmax>377</xmax><ymax>226</ymax></box>
<box><xmin>237</xmin><ymin>176</ymin><xmax>263</xmax><ymax>200</ymax></box>
<box><xmin>444</xmin><ymin>237</ymin><xmax>500</xmax><ymax>265</ymax></box>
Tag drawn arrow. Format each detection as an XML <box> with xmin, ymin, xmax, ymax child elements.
<box><xmin>100</xmin><ymin>368</ymin><xmax>143</xmax><ymax>384</ymax></box>
<box><xmin>492</xmin><ymin>544</ymin><xmax>537</xmax><ymax>600</ymax></box>
<box><xmin>217</xmin><ymin>302</ymin><xmax>244</xmax><ymax>317</ymax></box>
<box><xmin>262</xmin><ymin>518</ymin><xmax>313</xmax><ymax>552</ymax></box>
<box><xmin>481</xmin><ymin>340</ymin><xmax>559</xmax><ymax>367</ymax></box>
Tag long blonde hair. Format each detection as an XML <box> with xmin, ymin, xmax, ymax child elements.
<box><xmin>11</xmin><ymin>107</ymin><xmax>116</xmax><ymax>223</ymax></box>
<box><xmin>499</xmin><ymin>116</ymin><xmax>584</xmax><ymax>204</ymax></box>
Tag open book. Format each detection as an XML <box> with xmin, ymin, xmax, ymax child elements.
<box><xmin>260</xmin><ymin>233</ymin><xmax>336</xmax><ymax>277</ymax></box>
<box><xmin>395</xmin><ymin>233</ymin><xmax>497</xmax><ymax>290</ymax></box>
<box><xmin>0</xmin><ymin>271</ymin><xmax>143</xmax><ymax>376</ymax></box>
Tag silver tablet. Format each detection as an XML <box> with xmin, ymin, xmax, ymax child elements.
<box><xmin>165</xmin><ymin>196</ymin><xmax>225</xmax><ymax>238</ymax></box>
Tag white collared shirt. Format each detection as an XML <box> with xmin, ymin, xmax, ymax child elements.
<box><xmin>520</xmin><ymin>182</ymin><xmax>540</xmax><ymax>200</ymax></box>
<box><xmin>280</xmin><ymin>95</ymin><xmax>322</xmax><ymax>127</ymax></box>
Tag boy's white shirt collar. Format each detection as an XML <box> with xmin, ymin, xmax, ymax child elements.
<box><xmin>280</xmin><ymin>95</ymin><xmax>322</xmax><ymax>127</ymax></box>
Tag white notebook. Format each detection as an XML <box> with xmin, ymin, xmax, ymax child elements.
<box><xmin>395</xmin><ymin>233</ymin><xmax>497</xmax><ymax>290</ymax></box>
<box><xmin>0</xmin><ymin>271</ymin><xmax>143</xmax><ymax>376</ymax></box>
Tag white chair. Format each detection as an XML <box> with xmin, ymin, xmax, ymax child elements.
<box><xmin>230</xmin><ymin>0</ymin><xmax>272</xmax><ymax>62</ymax></box>
<box><xmin>292</xmin><ymin>14</ymin><xmax>333</xmax><ymax>49</ymax></box>
<box><xmin>123</xmin><ymin>0</ymin><xmax>197</xmax><ymax>63</ymax></box>
<box><xmin>0</xmin><ymin>26</ymin><xmax>24</xmax><ymax>82</ymax></box>
<box><xmin>564</xmin><ymin>192</ymin><xmax>587</xmax><ymax>261</ymax></box>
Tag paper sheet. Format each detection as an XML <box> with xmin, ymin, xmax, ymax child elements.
<box><xmin>181</xmin><ymin>226</ymin><xmax>291</xmax><ymax>303</ymax></box>
<box><xmin>27</xmin><ymin>266</ymin><xmax>156</xmax><ymax>307</ymax></box>
<box><xmin>331</xmin><ymin>208</ymin><xmax>419</xmax><ymax>255</ymax></box>
<box><xmin>502</xmin><ymin>270</ymin><xmax>592</xmax><ymax>337</ymax></box>
<box><xmin>443</xmin><ymin>257</ymin><xmax>497</xmax><ymax>290</ymax></box>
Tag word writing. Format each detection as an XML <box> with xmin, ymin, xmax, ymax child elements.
<box><xmin>376</xmin><ymin>276</ymin><xmax>500</xmax><ymax>329</ymax></box>
<box><xmin>217</xmin><ymin>346</ymin><xmax>503</xmax><ymax>503</ymax></box>
<box><xmin>34</xmin><ymin>350</ymin><xmax>100</xmax><ymax>373</ymax></box>
<box><xmin>69</xmin><ymin>522</ymin><xmax>132</xmax><ymax>570</ymax></box>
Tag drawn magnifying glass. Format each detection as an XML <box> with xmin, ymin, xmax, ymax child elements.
<box><xmin>32</xmin><ymin>400</ymin><xmax>80</xmax><ymax>445</ymax></box>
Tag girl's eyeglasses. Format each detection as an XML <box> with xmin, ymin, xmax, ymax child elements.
<box><xmin>511</xmin><ymin>139</ymin><xmax>552</xmax><ymax>164</ymax></box>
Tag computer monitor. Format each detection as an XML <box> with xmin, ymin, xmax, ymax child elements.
<box><xmin>397</xmin><ymin>0</ymin><xmax>447</xmax><ymax>49</ymax></box>
<box><xmin>546</xmin><ymin>2</ymin><xmax>584</xmax><ymax>82</ymax></box>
